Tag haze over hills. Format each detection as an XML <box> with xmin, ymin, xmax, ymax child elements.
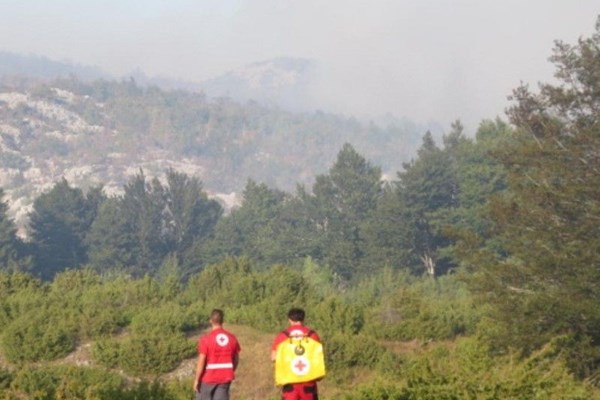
<box><xmin>200</xmin><ymin>57</ymin><xmax>317</xmax><ymax>112</ymax></box>
<box><xmin>0</xmin><ymin>52</ymin><xmax>364</xmax><ymax>117</ymax></box>
<box><xmin>0</xmin><ymin>52</ymin><xmax>440</xmax><ymax>234</ymax></box>
<box><xmin>0</xmin><ymin>51</ymin><xmax>110</xmax><ymax>82</ymax></box>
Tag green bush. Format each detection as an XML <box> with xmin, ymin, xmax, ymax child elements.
<box><xmin>93</xmin><ymin>333</ymin><xmax>196</xmax><ymax>376</ymax></box>
<box><xmin>79</xmin><ymin>306</ymin><xmax>127</xmax><ymax>339</ymax></box>
<box><xmin>398</xmin><ymin>338</ymin><xmax>596</xmax><ymax>400</ymax></box>
<box><xmin>98</xmin><ymin>380</ymin><xmax>178</xmax><ymax>400</ymax></box>
<box><xmin>1</xmin><ymin>310</ymin><xmax>77</xmax><ymax>363</ymax></box>
<box><xmin>129</xmin><ymin>303</ymin><xmax>195</xmax><ymax>335</ymax></box>
<box><xmin>311</xmin><ymin>297</ymin><xmax>364</xmax><ymax>336</ymax></box>
<box><xmin>0</xmin><ymin>305</ymin><xmax>10</xmax><ymax>334</ymax></box>
<box><xmin>92</xmin><ymin>338</ymin><xmax>121</xmax><ymax>369</ymax></box>
<box><xmin>341</xmin><ymin>383</ymin><xmax>407</xmax><ymax>400</ymax></box>
<box><xmin>325</xmin><ymin>333</ymin><xmax>399</xmax><ymax>373</ymax></box>
<box><xmin>341</xmin><ymin>337</ymin><xmax>599</xmax><ymax>400</ymax></box>
<box><xmin>0</xmin><ymin>273</ymin><xmax>47</xmax><ymax>333</ymax></box>
<box><xmin>0</xmin><ymin>272</ymin><xmax>43</xmax><ymax>297</ymax></box>
<box><xmin>78</xmin><ymin>282</ymin><xmax>132</xmax><ymax>339</ymax></box>
<box><xmin>8</xmin><ymin>365</ymin><xmax>124</xmax><ymax>400</ymax></box>
<box><xmin>50</xmin><ymin>269</ymin><xmax>102</xmax><ymax>295</ymax></box>
<box><xmin>364</xmin><ymin>276</ymin><xmax>480</xmax><ymax>341</ymax></box>
<box><xmin>0</xmin><ymin>368</ymin><xmax>12</xmax><ymax>391</ymax></box>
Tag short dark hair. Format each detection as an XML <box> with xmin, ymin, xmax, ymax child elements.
<box><xmin>287</xmin><ymin>308</ymin><xmax>305</xmax><ymax>322</ymax></box>
<box><xmin>210</xmin><ymin>309</ymin><xmax>224</xmax><ymax>324</ymax></box>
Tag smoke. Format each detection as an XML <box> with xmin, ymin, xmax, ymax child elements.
<box><xmin>0</xmin><ymin>0</ymin><xmax>597</xmax><ymax>131</ymax></box>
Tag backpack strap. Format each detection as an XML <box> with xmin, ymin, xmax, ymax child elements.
<box><xmin>282</xmin><ymin>329</ymin><xmax>292</xmax><ymax>343</ymax></box>
<box><xmin>283</xmin><ymin>328</ymin><xmax>316</xmax><ymax>342</ymax></box>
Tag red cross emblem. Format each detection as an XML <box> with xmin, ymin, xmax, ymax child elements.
<box><xmin>294</xmin><ymin>359</ymin><xmax>307</xmax><ymax>371</ymax></box>
<box><xmin>291</xmin><ymin>356</ymin><xmax>310</xmax><ymax>375</ymax></box>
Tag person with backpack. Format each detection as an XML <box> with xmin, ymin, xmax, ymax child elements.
<box><xmin>271</xmin><ymin>308</ymin><xmax>325</xmax><ymax>400</ymax></box>
<box><xmin>194</xmin><ymin>309</ymin><xmax>241</xmax><ymax>400</ymax></box>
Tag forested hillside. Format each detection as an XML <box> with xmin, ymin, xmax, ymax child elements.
<box><xmin>0</xmin><ymin>16</ymin><xmax>598</xmax><ymax>400</ymax></box>
<box><xmin>0</xmin><ymin>73</ymin><xmax>430</xmax><ymax>231</ymax></box>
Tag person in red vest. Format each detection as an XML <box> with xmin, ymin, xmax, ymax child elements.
<box><xmin>194</xmin><ymin>309</ymin><xmax>241</xmax><ymax>400</ymax></box>
<box><xmin>271</xmin><ymin>308</ymin><xmax>322</xmax><ymax>400</ymax></box>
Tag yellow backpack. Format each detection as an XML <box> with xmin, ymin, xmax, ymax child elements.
<box><xmin>274</xmin><ymin>329</ymin><xmax>326</xmax><ymax>386</ymax></box>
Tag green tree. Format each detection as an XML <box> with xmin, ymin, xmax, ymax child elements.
<box><xmin>87</xmin><ymin>197</ymin><xmax>137</xmax><ymax>271</ymax></box>
<box><xmin>120</xmin><ymin>170</ymin><xmax>166</xmax><ymax>274</ymax></box>
<box><xmin>446</xmin><ymin>119</ymin><xmax>509</xmax><ymax>232</ymax></box>
<box><xmin>460</xmin><ymin>18</ymin><xmax>600</xmax><ymax>378</ymax></box>
<box><xmin>162</xmin><ymin>168</ymin><xmax>222</xmax><ymax>273</ymax></box>
<box><xmin>311</xmin><ymin>143</ymin><xmax>383</xmax><ymax>278</ymax></box>
<box><xmin>203</xmin><ymin>179</ymin><xmax>286</xmax><ymax>267</ymax></box>
<box><xmin>28</xmin><ymin>179</ymin><xmax>103</xmax><ymax>280</ymax></box>
<box><xmin>360</xmin><ymin>184</ymin><xmax>414</xmax><ymax>272</ymax></box>
<box><xmin>395</xmin><ymin>131</ymin><xmax>458</xmax><ymax>277</ymax></box>
<box><xmin>0</xmin><ymin>189</ymin><xmax>31</xmax><ymax>272</ymax></box>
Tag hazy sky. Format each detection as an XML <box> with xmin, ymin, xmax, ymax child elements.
<box><xmin>0</xmin><ymin>0</ymin><xmax>597</xmax><ymax>131</ymax></box>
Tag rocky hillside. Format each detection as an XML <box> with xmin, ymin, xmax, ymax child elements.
<box><xmin>0</xmin><ymin>76</ymin><xmax>430</xmax><ymax>233</ymax></box>
<box><xmin>0</xmin><ymin>85</ymin><xmax>208</xmax><ymax>231</ymax></box>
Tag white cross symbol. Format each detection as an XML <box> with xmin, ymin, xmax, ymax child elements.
<box><xmin>216</xmin><ymin>333</ymin><xmax>229</xmax><ymax>346</ymax></box>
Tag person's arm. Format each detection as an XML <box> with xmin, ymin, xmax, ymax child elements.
<box><xmin>193</xmin><ymin>353</ymin><xmax>207</xmax><ymax>392</ymax></box>
<box><xmin>270</xmin><ymin>349</ymin><xmax>277</xmax><ymax>362</ymax></box>
<box><xmin>233</xmin><ymin>352</ymin><xmax>239</xmax><ymax>371</ymax></box>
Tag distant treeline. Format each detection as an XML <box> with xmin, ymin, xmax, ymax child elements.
<box><xmin>0</xmin><ymin>122</ymin><xmax>506</xmax><ymax>282</ymax></box>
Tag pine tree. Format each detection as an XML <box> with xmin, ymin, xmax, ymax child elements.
<box><xmin>311</xmin><ymin>143</ymin><xmax>382</xmax><ymax>278</ymax></box>
<box><xmin>460</xmin><ymin>18</ymin><xmax>600</xmax><ymax>378</ymax></box>
<box><xmin>29</xmin><ymin>179</ymin><xmax>102</xmax><ymax>279</ymax></box>
<box><xmin>0</xmin><ymin>189</ymin><xmax>31</xmax><ymax>272</ymax></box>
<box><xmin>395</xmin><ymin>132</ymin><xmax>458</xmax><ymax>277</ymax></box>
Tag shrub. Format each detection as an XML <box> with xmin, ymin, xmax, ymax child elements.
<box><xmin>93</xmin><ymin>333</ymin><xmax>196</xmax><ymax>376</ymax></box>
<box><xmin>364</xmin><ymin>276</ymin><xmax>480</xmax><ymax>341</ymax></box>
<box><xmin>0</xmin><ymin>368</ymin><xmax>12</xmax><ymax>391</ymax></box>
<box><xmin>399</xmin><ymin>337</ymin><xmax>596</xmax><ymax>400</ymax></box>
<box><xmin>8</xmin><ymin>365</ymin><xmax>123</xmax><ymax>400</ymax></box>
<box><xmin>99</xmin><ymin>380</ymin><xmax>177</xmax><ymax>400</ymax></box>
<box><xmin>119</xmin><ymin>333</ymin><xmax>196</xmax><ymax>375</ymax></box>
<box><xmin>341</xmin><ymin>383</ymin><xmax>407</xmax><ymax>400</ymax></box>
<box><xmin>129</xmin><ymin>303</ymin><xmax>195</xmax><ymax>335</ymax></box>
<box><xmin>311</xmin><ymin>297</ymin><xmax>364</xmax><ymax>336</ymax></box>
<box><xmin>1</xmin><ymin>310</ymin><xmax>77</xmax><ymax>363</ymax></box>
<box><xmin>325</xmin><ymin>333</ymin><xmax>399</xmax><ymax>373</ymax></box>
<box><xmin>91</xmin><ymin>339</ymin><xmax>121</xmax><ymax>369</ymax></box>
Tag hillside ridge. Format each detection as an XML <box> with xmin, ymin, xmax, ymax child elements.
<box><xmin>0</xmin><ymin>77</ymin><xmax>431</xmax><ymax>233</ymax></box>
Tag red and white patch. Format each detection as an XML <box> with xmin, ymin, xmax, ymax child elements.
<box><xmin>216</xmin><ymin>333</ymin><xmax>229</xmax><ymax>347</ymax></box>
<box><xmin>291</xmin><ymin>356</ymin><xmax>311</xmax><ymax>375</ymax></box>
<box><xmin>288</xmin><ymin>329</ymin><xmax>305</xmax><ymax>339</ymax></box>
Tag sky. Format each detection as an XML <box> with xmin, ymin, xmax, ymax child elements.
<box><xmin>0</xmin><ymin>0</ymin><xmax>598</xmax><ymax>132</ymax></box>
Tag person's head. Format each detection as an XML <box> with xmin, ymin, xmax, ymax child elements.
<box><xmin>287</xmin><ymin>308</ymin><xmax>305</xmax><ymax>323</ymax></box>
<box><xmin>210</xmin><ymin>309</ymin><xmax>224</xmax><ymax>326</ymax></box>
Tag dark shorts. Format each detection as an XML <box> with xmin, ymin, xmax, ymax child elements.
<box><xmin>195</xmin><ymin>382</ymin><xmax>231</xmax><ymax>400</ymax></box>
<box><xmin>281</xmin><ymin>382</ymin><xmax>318</xmax><ymax>400</ymax></box>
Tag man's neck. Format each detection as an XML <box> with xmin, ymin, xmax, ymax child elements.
<box><xmin>211</xmin><ymin>324</ymin><xmax>223</xmax><ymax>330</ymax></box>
